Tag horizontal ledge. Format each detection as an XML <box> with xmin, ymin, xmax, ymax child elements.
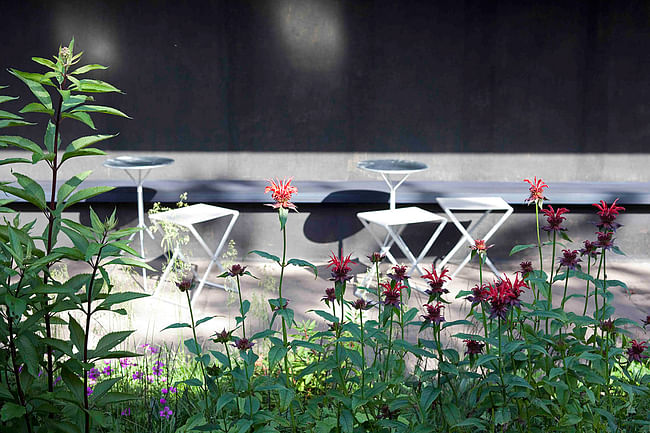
<box><xmin>3</xmin><ymin>180</ymin><xmax>650</xmax><ymax>206</ymax></box>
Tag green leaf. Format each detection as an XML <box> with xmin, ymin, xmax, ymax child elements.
<box><xmin>196</xmin><ymin>316</ymin><xmax>216</xmax><ymax>327</ymax></box>
<box><xmin>31</xmin><ymin>56</ymin><xmax>56</xmax><ymax>69</ymax></box>
<box><xmin>61</xmin><ymin>111</ymin><xmax>96</xmax><ymax>129</ymax></box>
<box><xmin>9</xmin><ymin>69</ymin><xmax>52</xmax><ymax>108</ymax></box>
<box><xmin>105</xmin><ymin>257</ymin><xmax>155</xmax><ymax>270</ymax></box>
<box><xmin>44</xmin><ymin>120</ymin><xmax>57</xmax><ymax>152</ymax></box>
<box><xmin>287</xmin><ymin>258</ymin><xmax>318</xmax><ymax>278</ymax></box>
<box><xmin>57</xmin><ymin>171</ymin><xmax>92</xmax><ymax>202</ymax></box>
<box><xmin>0</xmin><ymin>95</ymin><xmax>19</xmax><ymax>104</ymax></box>
<box><xmin>216</xmin><ymin>392</ymin><xmax>236</xmax><ymax>413</ymax></box>
<box><xmin>64</xmin><ymin>186</ymin><xmax>114</xmax><ymax>209</ymax></box>
<box><xmin>340</xmin><ymin>409</ymin><xmax>354</xmax><ymax>433</ymax></box>
<box><xmin>309</xmin><ymin>309</ymin><xmax>338</xmax><ymax>323</ymax></box>
<box><xmin>0</xmin><ymin>119</ymin><xmax>36</xmax><ymax>129</ymax></box>
<box><xmin>73</xmin><ymin>79</ymin><xmax>123</xmax><ymax>93</ymax></box>
<box><xmin>16</xmin><ymin>334</ymin><xmax>40</xmax><ymax>377</ymax></box>
<box><xmin>509</xmin><ymin>244</ymin><xmax>537</xmax><ymax>255</ymax></box>
<box><xmin>0</xmin><ymin>402</ymin><xmax>26</xmax><ymax>422</ymax></box>
<box><xmin>249</xmin><ymin>250</ymin><xmax>280</xmax><ymax>263</ymax></box>
<box><xmin>68</xmin><ymin>314</ymin><xmax>85</xmax><ymax>353</ymax></box>
<box><xmin>19</xmin><ymin>102</ymin><xmax>55</xmax><ymax>115</ymax></box>
<box><xmin>72</xmin><ymin>105</ymin><xmax>131</xmax><ymax>118</ymax></box>
<box><xmin>184</xmin><ymin>338</ymin><xmax>202</xmax><ymax>356</ymax></box>
<box><xmin>0</xmin><ymin>135</ymin><xmax>43</xmax><ymax>155</ymax></box>
<box><xmin>0</xmin><ymin>109</ymin><xmax>22</xmax><ymax>120</ymax></box>
<box><xmin>0</xmin><ymin>157</ymin><xmax>32</xmax><ymax>166</ymax></box>
<box><xmin>162</xmin><ymin>322</ymin><xmax>191</xmax><ymax>331</ymax></box>
<box><xmin>71</xmin><ymin>64</ymin><xmax>108</xmax><ymax>75</ymax></box>
<box><xmin>65</xmin><ymin>133</ymin><xmax>117</xmax><ymax>152</ymax></box>
<box><xmin>95</xmin><ymin>391</ymin><xmax>137</xmax><ymax>406</ymax></box>
<box><xmin>93</xmin><ymin>330</ymin><xmax>134</xmax><ymax>357</ymax></box>
<box><xmin>268</xmin><ymin>345</ymin><xmax>288</xmax><ymax>371</ymax></box>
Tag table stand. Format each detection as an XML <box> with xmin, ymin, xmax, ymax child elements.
<box><xmin>437</xmin><ymin>197</ymin><xmax>513</xmax><ymax>278</ymax></box>
<box><xmin>149</xmin><ymin>204</ymin><xmax>239</xmax><ymax>306</ymax></box>
<box><xmin>357</xmin><ymin>207</ymin><xmax>447</xmax><ymax>290</ymax></box>
<box><xmin>104</xmin><ymin>156</ymin><xmax>174</xmax><ymax>291</ymax></box>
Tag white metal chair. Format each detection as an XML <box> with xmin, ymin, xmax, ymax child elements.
<box><xmin>357</xmin><ymin>206</ymin><xmax>447</xmax><ymax>289</ymax></box>
<box><xmin>436</xmin><ymin>197</ymin><xmax>513</xmax><ymax>278</ymax></box>
<box><xmin>149</xmin><ymin>203</ymin><xmax>239</xmax><ymax>305</ymax></box>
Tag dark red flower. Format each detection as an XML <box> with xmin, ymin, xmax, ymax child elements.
<box><xmin>227</xmin><ymin>264</ymin><xmax>247</xmax><ymax>277</ymax></box>
<box><xmin>233</xmin><ymin>338</ymin><xmax>255</xmax><ymax>351</ymax></box>
<box><xmin>559</xmin><ymin>249</ymin><xmax>581</xmax><ymax>270</ymax></box>
<box><xmin>470</xmin><ymin>239</ymin><xmax>493</xmax><ymax>255</ymax></box>
<box><xmin>176</xmin><ymin>276</ymin><xmax>195</xmax><ymax>292</ymax></box>
<box><xmin>486</xmin><ymin>274</ymin><xmax>527</xmax><ymax>320</ymax></box>
<box><xmin>643</xmin><ymin>315</ymin><xmax>650</xmax><ymax>327</ymax></box>
<box><xmin>213</xmin><ymin>329</ymin><xmax>232</xmax><ymax>344</ymax></box>
<box><xmin>381</xmin><ymin>281</ymin><xmax>405</xmax><ymax>308</ymax></box>
<box><xmin>265</xmin><ymin>178</ymin><xmax>298</xmax><ymax>210</ymax></box>
<box><xmin>367</xmin><ymin>252</ymin><xmax>385</xmax><ymax>264</ymax></box>
<box><xmin>378</xmin><ymin>405</ymin><xmax>399</xmax><ymax>420</ymax></box>
<box><xmin>627</xmin><ymin>340</ymin><xmax>648</xmax><ymax>362</ymax></box>
<box><xmin>579</xmin><ymin>240</ymin><xmax>600</xmax><ymax>258</ymax></box>
<box><xmin>463</xmin><ymin>339</ymin><xmax>485</xmax><ymax>355</ymax></box>
<box><xmin>519</xmin><ymin>261</ymin><xmax>533</xmax><ymax>275</ymax></box>
<box><xmin>421</xmin><ymin>267</ymin><xmax>451</xmax><ymax>298</ymax></box>
<box><xmin>524</xmin><ymin>177</ymin><xmax>549</xmax><ymax>206</ymax></box>
<box><xmin>593</xmin><ymin>198</ymin><xmax>625</xmax><ymax>232</ymax></box>
<box><xmin>352</xmin><ymin>299</ymin><xmax>372</xmax><ymax>311</ymax></box>
<box><xmin>541</xmin><ymin>205</ymin><xmax>570</xmax><ymax>232</ymax></box>
<box><xmin>600</xmin><ymin>319</ymin><xmax>616</xmax><ymax>334</ymax></box>
<box><xmin>321</xmin><ymin>287</ymin><xmax>336</xmax><ymax>304</ymax></box>
<box><xmin>327</xmin><ymin>252</ymin><xmax>353</xmax><ymax>283</ymax></box>
<box><xmin>387</xmin><ymin>265</ymin><xmax>409</xmax><ymax>282</ymax></box>
<box><xmin>595</xmin><ymin>231</ymin><xmax>615</xmax><ymax>250</ymax></box>
<box><xmin>466</xmin><ymin>283</ymin><xmax>490</xmax><ymax>306</ymax></box>
<box><xmin>421</xmin><ymin>302</ymin><xmax>445</xmax><ymax>325</ymax></box>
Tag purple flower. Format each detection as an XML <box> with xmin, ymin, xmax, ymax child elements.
<box><xmin>87</xmin><ymin>368</ymin><xmax>101</xmax><ymax>382</ymax></box>
<box><xmin>321</xmin><ymin>287</ymin><xmax>336</xmax><ymax>305</ymax></box>
<box><xmin>466</xmin><ymin>283</ymin><xmax>490</xmax><ymax>306</ymax></box>
<box><xmin>132</xmin><ymin>371</ymin><xmax>143</xmax><ymax>381</ymax></box>
<box><xmin>463</xmin><ymin>339</ymin><xmax>485</xmax><ymax>355</ymax></box>
<box><xmin>421</xmin><ymin>303</ymin><xmax>445</xmax><ymax>325</ymax></box>
<box><xmin>627</xmin><ymin>340</ymin><xmax>648</xmax><ymax>362</ymax></box>
<box><xmin>600</xmin><ymin>319</ymin><xmax>616</xmax><ymax>334</ymax></box>
<box><xmin>642</xmin><ymin>315</ymin><xmax>650</xmax><ymax>328</ymax></box>
<box><xmin>159</xmin><ymin>406</ymin><xmax>173</xmax><ymax>419</ymax></box>
<box><xmin>161</xmin><ymin>387</ymin><xmax>168</xmax><ymax>395</ymax></box>
<box><xmin>86</xmin><ymin>387</ymin><xmax>93</xmax><ymax>396</ymax></box>
<box><xmin>169</xmin><ymin>386</ymin><xmax>177</xmax><ymax>393</ymax></box>
<box><xmin>120</xmin><ymin>358</ymin><xmax>134</xmax><ymax>369</ymax></box>
<box><xmin>213</xmin><ymin>329</ymin><xmax>232</xmax><ymax>344</ymax></box>
<box><xmin>352</xmin><ymin>299</ymin><xmax>372</xmax><ymax>311</ymax></box>
<box><xmin>227</xmin><ymin>264</ymin><xmax>248</xmax><ymax>277</ymax></box>
<box><xmin>121</xmin><ymin>407</ymin><xmax>131</xmax><ymax>417</ymax></box>
<box><xmin>387</xmin><ymin>265</ymin><xmax>408</xmax><ymax>282</ymax></box>
<box><xmin>153</xmin><ymin>361</ymin><xmax>164</xmax><ymax>376</ymax></box>
<box><xmin>54</xmin><ymin>376</ymin><xmax>62</xmax><ymax>386</ymax></box>
<box><xmin>160</xmin><ymin>397</ymin><xmax>167</xmax><ymax>405</ymax></box>
<box><xmin>596</xmin><ymin>231</ymin><xmax>615</xmax><ymax>250</ymax></box>
<box><xmin>579</xmin><ymin>240</ymin><xmax>600</xmax><ymax>259</ymax></box>
<box><xmin>519</xmin><ymin>261</ymin><xmax>533</xmax><ymax>275</ymax></box>
<box><xmin>559</xmin><ymin>249</ymin><xmax>581</xmax><ymax>270</ymax></box>
<box><xmin>233</xmin><ymin>338</ymin><xmax>255</xmax><ymax>351</ymax></box>
<box><xmin>103</xmin><ymin>365</ymin><xmax>113</xmax><ymax>376</ymax></box>
<box><xmin>149</xmin><ymin>345</ymin><xmax>160</xmax><ymax>355</ymax></box>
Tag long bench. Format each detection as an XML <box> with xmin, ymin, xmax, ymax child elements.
<box><xmin>4</xmin><ymin>180</ymin><xmax>650</xmax><ymax>206</ymax></box>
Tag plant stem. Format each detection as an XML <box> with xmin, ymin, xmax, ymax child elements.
<box><xmin>535</xmin><ymin>205</ymin><xmax>544</xmax><ymax>276</ymax></box>
<box><xmin>235</xmin><ymin>275</ymin><xmax>246</xmax><ymax>339</ymax></box>
<box><xmin>359</xmin><ymin>309</ymin><xmax>366</xmax><ymax>399</ymax></box>
<box><xmin>185</xmin><ymin>289</ymin><xmax>209</xmax><ymax>418</ymax></box>
<box><xmin>582</xmin><ymin>256</ymin><xmax>592</xmax><ymax>316</ymax></box>
<box><xmin>561</xmin><ymin>268</ymin><xmax>570</xmax><ymax>309</ymax></box>
<box><xmin>545</xmin><ymin>231</ymin><xmax>556</xmax><ymax>334</ymax></box>
<box><xmin>8</xmin><ymin>316</ymin><xmax>33</xmax><ymax>433</ymax></box>
<box><xmin>383</xmin><ymin>310</ymin><xmax>394</xmax><ymax>380</ymax></box>
<box><xmin>479</xmin><ymin>258</ymin><xmax>490</xmax><ymax>354</ymax></box>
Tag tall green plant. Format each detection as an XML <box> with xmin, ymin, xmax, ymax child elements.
<box><xmin>0</xmin><ymin>39</ymin><xmax>150</xmax><ymax>432</ymax></box>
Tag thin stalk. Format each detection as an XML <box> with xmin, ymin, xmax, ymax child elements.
<box><xmin>277</xmin><ymin>224</ymin><xmax>297</xmax><ymax>432</ymax></box>
<box><xmin>561</xmin><ymin>268</ymin><xmax>570</xmax><ymax>309</ymax></box>
<box><xmin>535</xmin><ymin>205</ymin><xmax>544</xmax><ymax>276</ymax></box>
<box><xmin>593</xmin><ymin>253</ymin><xmax>604</xmax><ymax>347</ymax></box>
<box><xmin>8</xmin><ymin>312</ymin><xmax>33</xmax><ymax>433</ymax></box>
<box><xmin>235</xmin><ymin>275</ymin><xmax>246</xmax><ymax>339</ymax></box>
<box><xmin>582</xmin><ymin>256</ymin><xmax>593</xmax><ymax>316</ymax></box>
<box><xmin>545</xmin><ymin>231</ymin><xmax>557</xmax><ymax>335</ymax></box>
<box><xmin>383</xmin><ymin>310</ymin><xmax>394</xmax><ymax>380</ymax></box>
<box><xmin>185</xmin><ymin>289</ymin><xmax>209</xmax><ymax>417</ymax></box>
<box><xmin>359</xmin><ymin>309</ymin><xmax>366</xmax><ymax>399</ymax></box>
<box><xmin>497</xmin><ymin>318</ymin><xmax>507</xmax><ymax>402</ymax></box>
<box><xmin>479</xmin><ymin>258</ymin><xmax>490</xmax><ymax>354</ymax></box>
<box><xmin>84</xmin><ymin>244</ymin><xmax>106</xmax><ymax>433</ymax></box>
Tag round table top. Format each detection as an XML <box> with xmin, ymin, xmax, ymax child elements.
<box><xmin>103</xmin><ymin>156</ymin><xmax>175</xmax><ymax>170</ymax></box>
<box><xmin>357</xmin><ymin>159</ymin><xmax>428</xmax><ymax>174</ymax></box>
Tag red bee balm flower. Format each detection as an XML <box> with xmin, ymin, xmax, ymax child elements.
<box><xmin>422</xmin><ymin>302</ymin><xmax>445</xmax><ymax>325</ymax></box>
<box><xmin>524</xmin><ymin>177</ymin><xmax>549</xmax><ymax>207</ymax></box>
<box><xmin>541</xmin><ymin>205</ymin><xmax>570</xmax><ymax>232</ymax></box>
<box><xmin>593</xmin><ymin>198</ymin><xmax>625</xmax><ymax>231</ymax></box>
<box><xmin>466</xmin><ymin>283</ymin><xmax>490</xmax><ymax>306</ymax></box>
<box><xmin>381</xmin><ymin>281</ymin><xmax>406</xmax><ymax>307</ymax></box>
<box><xmin>559</xmin><ymin>249</ymin><xmax>581</xmax><ymax>270</ymax></box>
<box><xmin>421</xmin><ymin>267</ymin><xmax>451</xmax><ymax>298</ymax></box>
<box><xmin>627</xmin><ymin>340</ymin><xmax>648</xmax><ymax>362</ymax></box>
<box><xmin>463</xmin><ymin>339</ymin><xmax>485</xmax><ymax>355</ymax></box>
<box><xmin>327</xmin><ymin>252</ymin><xmax>353</xmax><ymax>283</ymax></box>
<box><xmin>470</xmin><ymin>239</ymin><xmax>493</xmax><ymax>255</ymax></box>
<box><xmin>265</xmin><ymin>178</ymin><xmax>298</xmax><ymax>210</ymax></box>
<box><xmin>388</xmin><ymin>265</ymin><xmax>409</xmax><ymax>282</ymax></box>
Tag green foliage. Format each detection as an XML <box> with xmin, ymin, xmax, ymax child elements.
<box><xmin>0</xmin><ymin>39</ymin><xmax>145</xmax><ymax>433</ymax></box>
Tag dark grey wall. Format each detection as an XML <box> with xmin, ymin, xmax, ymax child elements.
<box><xmin>2</xmin><ymin>0</ymin><xmax>650</xmax><ymax>153</ymax></box>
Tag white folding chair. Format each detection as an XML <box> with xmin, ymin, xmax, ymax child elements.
<box><xmin>357</xmin><ymin>206</ymin><xmax>447</xmax><ymax>290</ymax></box>
<box><xmin>149</xmin><ymin>204</ymin><xmax>239</xmax><ymax>305</ymax></box>
<box><xmin>436</xmin><ymin>197</ymin><xmax>513</xmax><ymax>278</ymax></box>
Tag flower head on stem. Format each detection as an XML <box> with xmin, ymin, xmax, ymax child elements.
<box><xmin>421</xmin><ymin>302</ymin><xmax>445</xmax><ymax>325</ymax></box>
<box><xmin>387</xmin><ymin>265</ymin><xmax>409</xmax><ymax>282</ymax></box>
<box><xmin>541</xmin><ymin>205</ymin><xmax>570</xmax><ymax>232</ymax></box>
<box><xmin>559</xmin><ymin>249</ymin><xmax>581</xmax><ymax>270</ymax></box>
<box><xmin>265</xmin><ymin>177</ymin><xmax>298</xmax><ymax>210</ymax></box>
<box><xmin>627</xmin><ymin>340</ymin><xmax>648</xmax><ymax>362</ymax></box>
<box><xmin>421</xmin><ymin>266</ymin><xmax>450</xmax><ymax>300</ymax></box>
<box><xmin>381</xmin><ymin>281</ymin><xmax>405</xmax><ymax>308</ymax></box>
<box><xmin>466</xmin><ymin>283</ymin><xmax>490</xmax><ymax>306</ymax></box>
<box><xmin>367</xmin><ymin>252</ymin><xmax>385</xmax><ymax>263</ymax></box>
<box><xmin>327</xmin><ymin>252</ymin><xmax>353</xmax><ymax>283</ymax></box>
<box><xmin>579</xmin><ymin>240</ymin><xmax>600</xmax><ymax>258</ymax></box>
<box><xmin>519</xmin><ymin>261</ymin><xmax>533</xmax><ymax>276</ymax></box>
<box><xmin>593</xmin><ymin>198</ymin><xmax>625</xmax><ymax>231</ymax></box>
<box><xmin>463</xmin><ymin>339</ymin><xmax>485</xmax><ymax>355</ymax></box>
<box><xmin>470</xmin><ymin>239</ymin><xmax>493</xmax><ymax>257</ymax></box>
<box><xmin>321</xmin><ymin>287</ymin><xmax>336</xmax><ymax>305</ymax></box>
<box><xmin>524</xmin><ymin>176</ymin><xmax>549</xmax><ymax>208</ymax></box>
